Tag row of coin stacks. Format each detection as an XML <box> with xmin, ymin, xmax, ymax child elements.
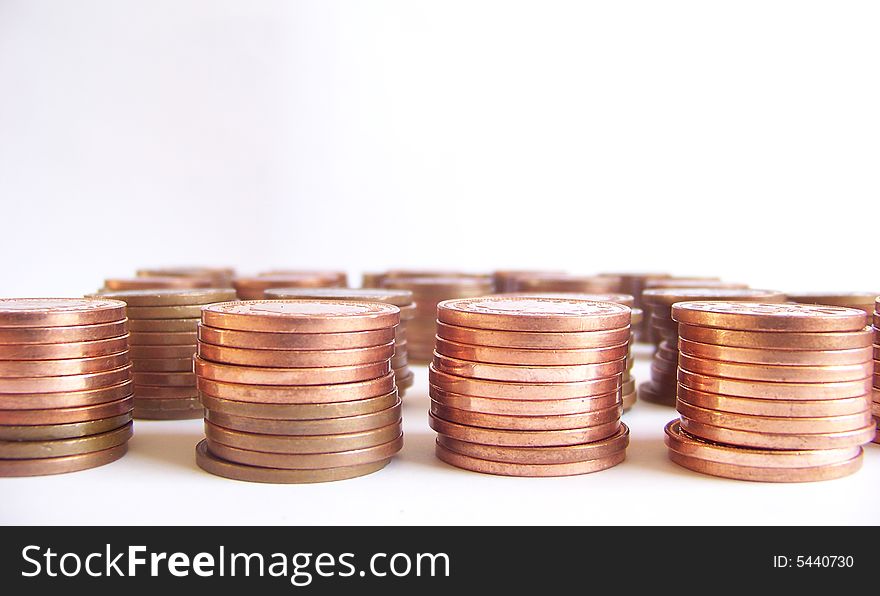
<box><xmin>194</xmin><ymin>300</ymin><xmax>403</xmax><ymax>483</ymax></box>
<box><xmin>0</xmin><ymin>299</ymin><xmax>134</xmax><ymax>476</ymax></box>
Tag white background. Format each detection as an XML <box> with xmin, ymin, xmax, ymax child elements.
<box><xmin>0</xmin><ymin>2</ymin><xmax>878</xmax><ymax>525</ymax></box>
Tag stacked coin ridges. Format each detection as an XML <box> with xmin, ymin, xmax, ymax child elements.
<box><xmin>136</xmin><ymin>267</ymin><xmax>236</xmax><ymax>288</ymax></box>
<box><xmin>0</xmin><ymin>298</ymin><xmax>133</xmax><ymax>476</ymax></box>
<box><xmin>430</xmin><ymin>296</ymin><xmax>631</xmax><ymax>477</ymax></box>
<box><xmin>641</xmin><ymin>288</ymin><xmax>786</xmax><ymax>407</ymax></box>
<box><xmin>92</xmin><ymin>289</ymin><xmax>236</xmax><ymax>419</ymax></box>
<box><xmin>264</xmin><ymin>287</ymin><xmax>415</xmax><ymax>396</ymax></box>
<box><xmin>195</xmin><ymin>300</ymin><xmax>402</xmax><ymax>483</ymax></box>
<box><xmin>233</xmin><ymin>272</ymin><xmax>346</xmax><ymax>300</ymax></box>
<box><xmin>507</xmin><ymin>273</ymin><xmax>622</xmax><ymax>294</ymax></box>
<box><xmin>382</xmin><ymin>276</ymin><xmax>494</xmax><ymax>363</ymax></box>
<box><xmin>872</xmin><ymin>297</ymin><xmax>880</xmax><ymax>444</ymax></box>
<box><xmin>667</xmin><ymin>301</ymin><xmax>875</xmax><ymax>482</ymax></box>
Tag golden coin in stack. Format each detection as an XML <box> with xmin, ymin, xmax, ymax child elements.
<box><xmin>91</xmin><ymin>289</ymin><xmax>236</xmax><ymax>419</ymax></box>
<box><xmin>430</xmin><ymin>296</ymin><xmax>631</xmax><ymax>477</ymax></box>
<box><xmin>640</xmin><ymin>288</ymin><xmax>786</xmax><ymax>407</ymax></box>
<box><xmin>136</xmin><ymin>267</ymin><xmax>236</xmax><ymax>288</ymax></box>
<box><xmin>0</xmin><ymin>298</ymin><xmax>133</xmax><ymax>476</ymax></box>
<box><xmin>506</xmin><ymin>273</ymin><xmax>623</xmax><ymax>294</ymax></box>
<box><xmin>382</xmin><ymin>275</ymin><xmax>494</xmax><ymax>363</ymax></box>
<box><xmin>232</xmin><ymin>272</ymin><xmax>346</xmax><ymax>300</ymax></box>
<box><xmin>599</xmin><ymin>273</ymin><xmax>670</xmax><ymax>343</ymax></box>
<box><xmin>194</xmin><ymin>300</ymin><xmax>402</xmax><ymax>483</ymax></box>
<box><xmin>264</xmin><ymin>287</ymin><xmax>415</xmax><ymax>396</ymax></box>
<box><xmin>666</xmin><ymin>301</ymin><xmax>875</xmax><ymax>481</ymax></box>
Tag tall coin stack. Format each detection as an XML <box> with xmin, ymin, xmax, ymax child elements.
<box><xmin>194</xmin><ymin>300</ymin><xmax>403</xmax><ymax>483</ymax></box>
<box><xmin>872</xmin><ymin>297</ymin><xmax>880</xmax><ymax>444</ymax></box>
<box><xmin>382</xmin><ymin>276</ymin><xmax>495</xmax><ymax>363</ymax></box>
<box><xmin>788</xmin><ymin>292</ymin><xmax>876</xmax><ymax>316</ymax></box>
<box><xmin>667</xmin><ymin>302</ymin><xmax>876</xmax><ymax>482</ymax></box>
<box><xmin>233</xmin><ymin>272</ymin><xmax>346</xmax><ymax>300</ymax></box>
<box><xmin>429</xmin><ymin>296</ymin><xmax>631</xmax><ymax>477</ymax></box>
<box><xmin>0</xmin><ymin>299</ymin><xmax>133</xmax><ymax>477</ymax></box>
<box><xmin>640</xmin><ymin>288</ymin><xmax>785</xmax><ymax>407</ymax></box>
<box><xmin>91</xmin><ymin>289</ymin><xmax>236</xmax><ymax>419</ymax></box>
<box><xmin>265</xmin><ymin>287</ymin><xmax>415</xmax><ymax>396</ymax></box>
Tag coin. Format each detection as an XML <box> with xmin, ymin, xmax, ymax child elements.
<box><xmin>428</xmin><ymin>385</ymin><xmax>621</xmax><ymax>415</ymax></box>
<box><xmin>205</xmin><ymin>400</ymin><xmax>401</xmax><ymax>435</ymax></box>
<box><xmin>265</xmin><ymin>287</ymin><xmax>414</xmax><ymax>307</ymax></box>
<box><xmin>435</xmin><ymin>321</ymin><xmax>630</xmax><ymax>350</ymax></box>
<box><xmin>0</xmin><ymin>320</ymin><xmax>128</xmax><ymax>345</ymax></box>
<box><xmin>433</xmin><ymin>337</ymin><xmax>628</xmax><ymax>366</ymax></box>
<box><xmin>677</xmin><ymin>353</ymin><xmax>873</xmax><ymax>383</ymax></box>
<box><xmin>642</xmin><ymin>288</ymin><xmax>784</xmax><ymax>307</ymax></box>
<box><xmin>197</xmin><ymin>324</ymin><xmax>394</xmax><ymax>351</ymax></box>
<box><xmin>644</xmin><ymin>279</ymin><xmax>747</xmax><ymax>290</ymax></box>
<box><xmin>136</xmin><ymin>267</ymin><xmax>235</xmax><ymax>285</ymax></box>
<box><xmin>500</xmin><ymin>292</ymin><xmax>635</xmax><ymax>307</ymax></box>
<box><xmin>0</xmin><ymin>298</ymin><xmax>127</xmax><ymax>328</ymax></box>
<box><xmin>0</xmin><ymin>336</ymin><xmax>129</xmax><ymax>360</ymax></box>
<box><xmin>492</xmin><ymin>270</ymin><xmax>566</xmax><ymax>293</ymax></box>
<box><xmin>435</xmin><ymin>441</ymin><xmax>625</xmax><ymax>477</ymax></box>
<box><xmin>0</xmin><ymin>413</ymin><xmax>132</xmax><ymax>440</ymax></box>
<box><xmin>202</xmin><ymin>301</ymin><xmax>400</xmax><ymax>333</ymax></box>
<box><xmin>672</xmin><ymin>302</ymin><xmax>868</xmax><ymax>332</ymax></box>
<box><xmin>128</xmin><ymin>318</ymin><xmax>200</xmax><ymax>332</ymax></box>
<box><xmin>133</xmin><ymin>404</ymin><xmax>203</xmax><ymax>420</ymax></box>
<box><xmin>430</xmin><ymin>400</ymin><xmax>621</xmax><ymax>430</ymax></box>
<box><xmin>93</xmin><ymin>288</ymin><xmax>237</xmax><ymax>306</ymax></box>
<box><xmin>0</xmin><ymin>381</ymin><xmax>133</xmax><ymax>410</ymax></box>
<box><xmin>194</xmin><ymin>357</ymin><xmax>389</xmax><ymax>386</ymax></box>
<box><xmin>429</xmin><ymin>412</ymin><xmax>619</xmax><ymax>446</ymax></box>
<box><xmin>678</xmin><ymin>368</ymin><xmax>871</xmax><ymax>399</ymax></box>
<box><xmin>679</xmin><ymin>416</ymin><xmax>876</xmax><ymax>449</ymax></box>
<box><xmin>437</xmin><ymin>296</ymin><xmax>631</xmax><ymax>332</ymax></box>
<box><xmin>788</xmin><ymin>292</ymin><xmax>877</xmax><ymax>314</ymax></box>
<box><xmin>0</xmin><ymin>443</ymin><xmax>127</xmax><ymax>477</ymax></box>
<box><xmin>432</xmin><ymin>352</ymin><xmax>626</xmax><ymax>383</ymax></box>
<box><xmin>0</xmin><ymin>352</ymin><xmax>129</xmax><ymax>377</ymax></box>
<box><xmin>104</xmin><ymin>276</ymin><xmax>215</xmax><ymax>290</ymax></box>
<box><xmin>197</xmin><ymin>373</ymin><xmax>395</xmax><ymax>404</ymax></box>
<box><xmin>679</xmin><ymin>323</ymin><xmax>872</xmax><ymax>350</ymax></box>
<box><xmin>676</xmin><ymin>383</ymin><xmax>870</xmax><ymax>417</ymax></box>
<box><xmin>506</xmin><ymin>273</ymin><xmax>622</xmax><ymax>294</ymax></box>
<box><xmin>0</xmin><ymin>423</ymin><xmax>132</xmax><ymax>458</ymax></box>
<box><xmin>0</xmin><ymin>395</ymin><xmax>133</xmax><ymax>425</ymax></box>
<box><xmin>129</xmin><ymin>331</ymin><xmax>199</xmax><ymax>345</ymax></box>
<box><xmin>129</xmin><ymin>344</ymin><xmax>196</xmax><ymax>359</ymax></box>
<box><xmin>429</xmin><ymin>365</ymin><xmax>621</xmax><ymax>400</ymax></box>
<box><xmin>668</xmin><ymin>448</ymin><xmax>863</xmax><ymax>482</ymax></box>
<box><xmin>678</xmin><ymin>337</ymin><xmax>872</xmax><ymax>366</ymax></box>
<box><xmin>637</xmin><ymin>380</ymin><xmax>676</xmax><ymax>406</ymax></box>
<box><xmin>133</xmin><ymin>384</ymin><xmax>199</xmax><ymax>398</ymax></box>
<box><xmin>195</xmin><ymin>440</ymin><xmax>390</xmax><ymax>483</ymax></box>
<box><xmin>205</xmin><ymin>419</ymin><xmax>401</xmax><ymax>454</ymax></box>
<box><xmin>676</xmin><ymin>399</ymin><xmax>872</xmax><ymax>434</ymax></box>
<box><xmin>197</xmin><ymin>342</ymin><xmax>394</xmax><ymax>368</ymax></box>
<box><xmin>199</xmin><ymin>390</ymin><xmax>398</xmax><ymax>420</ymax></box>
<box><xmin>131</xmin><ymin>371</ymin><xmax>195</xmax><ymax>386</ymax></box>
<box><xmin>131</xmin><ymin>358</ymin><xmax>193</xmax><ymax>372</ymax></box>
<box><xmin>125</xmin><ymin>304</ymin><xmax>205</xmax><ymax>319</ymax></box>
<box><xmin>132</xmin><ymin>395</ymin><xmax>202</xmax><ymax>411</ymax></box>
<box><xmin>0</xmin><ymin>365</ymin><xmax>132</xmax><ymax>393</ymax></box>
<box><xmin>622</xmin><ymin>387</ymin><xmax>636</xmax><ymax>411</ymax></box>
<box><xmin>233</xmin><ymin>274</ymin><xmax>346</xmax><ymax>299</ymax></box>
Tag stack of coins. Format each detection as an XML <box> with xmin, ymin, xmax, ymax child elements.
<box><xmin>788</xmin><ymin>292</ymin><xmax>876</xmax><ymax>316</ymax></box>
<box><xmin>260</xmin><ymin>270</ymin><xmax>348</xmax><ymax>286</ymax></box>
<box><xmin>641</xmin><ymin>279</ymin><xmax>748</xmax><ymax>345</ymax></box>
<box><xmin>264</xmin><ymin>287</ymin><xmax>415</xmax><ymax>396</ymax></box>
<box><xmin>103</xmin><ymin>276</ymin><xmax>216</xmax><ymax>291</ymax></box>
<box><xmin>507</xmin><ymin>273</ymin><xmax>622</xmax><ymax>294</ymax></box>
<box><xmin>600</xmin><ymin>273</ymin><xmax>670</xmax><ymax>342</ymax></box>
<box><xmin>873</xmin><ymin>298</ymin><xmax>880</xmax><ymax>444</ymax></box>
<box><xmin>383</xmin><ymin>276</ymin><xmax>495</xmax><ymax>363</ymax></box>
<box><xmin>641</xmin><ymin>288</ymin><xmax>786</xmax><ymax>406</ymax></box>
<box><xmin>0</xmin><ymin>298</ymin><xmax>133</xmax><ymax>476</ymax></box>
<box><xmin>233</xmin><ymin>273</ymin><xmax>346</xmax><ymax>300</ymax></box>
<box><xmin>136</xmin><ymin>267</ymin><xmax>236</xmax><ymax>288</ymax></box>
<box><xmin>91</xmin><ymin>289</ymin><xmax>236</xmax><ymax>419</ymax></box>
<box><xmin>666</xmin><ymin>302</ymin><xmax>876</xmax><ymax>482</ymax></box>
<box><xmin>195</xmin><ymin>300</ymin><xmax>403</xmax><ymax>483</ymax></box>
<box><xmin>493</xmin><ymin>270</ymin><xmax>565</xmax><ymax>293</ymax></box>
<box><xmin>430</xmin><ymin>296</ymin><xmax>631</xmax><ymax>477</ymax></box>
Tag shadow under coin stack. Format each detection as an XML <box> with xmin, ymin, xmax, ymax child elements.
<box><xmin>873</xmin><ymin>298</ymin><xmax>880</xmax><ymax>444</ymax></box>
<box><xmin>667</xmin><ymin>302</ymin><xmax>876</xmax><ymax>482</ymax></box>
<box><xmin>640</xmin><ymin>288</ymin><xmax>786</xmax><ymax>407</ymax></box>
<box><xmin>264</xmin><ymin>287</ymin><xmax>415</xmax><ymax>396</ymax></box>
<box><xmin>194</xmin><ymin>300</ymin><xmax>403</xmax><ymax>483</ymax></box>
<box><xmin>0</xmin><ymin>298</ymin><xmax>133</xmax><ymax>477</ymax></box>
<box><xmin>232</xmin><ymin>272</ymin><xmax>346</xmax><ymax>300</ymax></box>
<box><xmin>92</xmin><ymin>289</ymin><xmax>236</xmax><ymax>419</ymax></box>
<box><xmin>429</xmin><ymin>296</ymin><xmax>631</xmax><ymax>477</ymax></box>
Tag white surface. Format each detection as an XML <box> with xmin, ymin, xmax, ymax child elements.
<box><xmin>2</xmin><ymin>352</ymin><xmax>878</xmax><ymax>526</ymax></box>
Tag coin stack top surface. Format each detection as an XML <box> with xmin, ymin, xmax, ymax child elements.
<box><xmin>430</xmin><ymin>296</ymin><xmax>631</xmax><ymax>477</ymax></box>
<box><xmin>136</xmin><ymin>267</ymin><xmax>236</xmax><ymax>288</ymax></box>
<box><xmin>788</xmin><ymin>291</ymin><xmax>877</xmax><ymax>316</ymax></box>
<box><xmin>232</xmin><ymin>273</ymin><xmax>346</xmax><ymax>300</ymax></box>
<box><xmin>92</xmin><ymin>288</ymin><xmax>236</xmax><ymax>419</ymax></box>
<box><xmin>195</xmin><ymin>300</ymin><xmax>402</xmax><ymax>483</ymax></box>
<box><xmin>103</xmin><ymin>276</ymin><xmax>217</xmax><ymax>291</ymax></box>
<box><xmin>667</xmin><ymin>301</ymin><xmax>875</xmax><ymax>482</ymax></box>
<box><xmin>0</xmin><ymin>298</ymin><xmax>134</xmax><ymax>477</ymax></box>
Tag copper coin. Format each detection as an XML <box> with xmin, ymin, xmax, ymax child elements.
<box><xmin>679</xmin><ymin>323</ymin><xmax>871</xmax><ymax>350</ymax></box>
<box><xmin>133</xmin><ymin>395</ymin><xmax>202</xmax><ymax>411</ymax></box>
<box><xmin>104</xmin><ymin>276</ymin><xmax>214</xmax><ymax>290</ymax></box>
<box><xmin>129</xmin><ymin>331</ymin><xmax>199</xmax><ymax>345</ymax></box>
<box><xmin>668</xmin><ymin>448</ymin><xmax>863</xmax><ymax>482</ymax></box>
<box><xmin>134</xmin><ymin>384</ymin><xmax>199</xmax><ymax>398</ymax></box>
<box><xmin>131</xmin><ymin>357</ymin><xmax>193</xmax><ymax>372</ymax></box>
<box><xmin>198</xmin><ymin>324</ymin><xmax>393</xmax><ymax>351</ymax></box>
<box><xmin>94</xmin><ymin>288</ymin><xmax>236</xmax><ymax>306</ymax></box>
<box><xmin>0</xmin><ymin>365</ymin><xmax>132</xmax><ymax>393</ymax></box>
<box><xmin>0</xmin><ymin>352</ymin><xmax>129</xmax><ymax>377</ymax></box>
<box><xmin>434</xmin><ymin>337</ymin><xmax>628</xmax><ymax>366</ymax></box>
<box><xmin>434</xmin><ymin>322</ymin><xmax>631</xmax><ymax>350</ymax></box>
<box><xmin>0</xmin><ymin>336</ymin><xmax>129</xmax><ymax>361</ymax></box>
<box><xmin>133</xmin><ymin>407</ymin><xmax>203</xmax><ymax>420</ymax></box>
<box><xmin>679</xmin><ymin>416</ymin><xmax>876</xmax><ymax>450</ymax></box>
<box><xmin>677</xmin><ymin>383</ymin><xmax>869</xmax><ymax>417</ymax></box>
<box><xmin>637</xmin><ymin>381</ymin><xmax>676</xmax><ymax>406</ymax></box>
<box><xmin>788</xmin><ymin>292</ymin><xmax>876</xmax><ymax>313</ymax></box>
<box><xmin>234</xmin><ymin>275</ymin><xmax>345</xmax><ymax>299</ymax></box>
<box><xmin>642</xmin><ymin>288</ymin><xmax>783</xmax><ymax>307</ymax></box>
<box><xmin>432</xmin><ymin>352</ymin><xmax>626</xmax><ymax>384</ymax></box>
<box><xmin>131</xmin><ymin>371</ymin><xmax>195</xmax><ymax>386</ymax></box>
<box><xmin>0</xmin><ymin>443</ymin><xmax>127</xmax><ymax>477</ymax></box>
<box><xmin>205</xmin><ymin>419</ymin><xmax>401</xmax><ymax>454</ymax></box>
<box><xmin>678</xmin><ymin>337</ymin><xmax>872</xmax><ymax>366</ymax></box>
<box><xmin>205</xmin><ymin>401</ymin><xmax>401</xmax><ymax>437</ymax></box>
<box><xmin>206</xmin><ymin>434</ymin><xmax>402</xmax><ymax>470</ymax></box>
<box><xmin>672</xmin><ymin>302</ymin><xmax>867</xmax><ymax>332</ymax></box>
<box><xmin>0</xmin><ymin>298</ymin><xmax>126</xmax><ymax>328</ymax></box>
<box><xmin>197</xmin><ymin>342</ymin><xmax>394</xmax><ymax>368</ymax></box>
<box><xmin>438</xmin><ymin>296</ymin><xmax>631</xmax><ymax>332</ymax></box>
<box><xmin>0</xmin><ymin>395</ymin><xmax>133</xmax><ymax>425</ymax></box>
<box><xmin>194</xmin><ymin>357</ymin><xmax>389</xmax><ymax>386</ymax></box>
<box><xmin>129</xmin><ymin>344</ymin><xmax>196</xmax><ymax>359</ymax></box>
<box><xmin>0</xmin><ymin>423</ymin><xmax>132</xmax><ymax>459</ymax></box>
<box><xmin>429</xmin><ymin>365</ymin><xmax>621</xmax><ymax>400</ymax></box>
<box><xmin>265</xmin><ymin>287</ymin><xmax>414</xmax><ymax>307</ymax></box>
<box><xmin>492</xmin><ymin>271</ymin><xmax>566</xmax><ymax>293</ymax></box>
<box><xmin>429</xmin><ymin>385</ymin><xmax>621</xmax><ymax>416</ymax></box>
<box><xmin>0</xmin><ymin>412</ymin><xmax>132</xmax><ymax>440</ymax></box>
<box><xmin>125</xmin><ymin>304</ymin><xmax>205</xmax><ymax>319</ymax></box>
<box><xmin>197</xmin><ymin>372</ymin><xmax>395</xmax><ymax>404</ymax></box>
<box><xmin>195</xmin><ymin>440</ymin><xmax>390</xmax><ymax>483</ymax></box>
<box><xmin>507</xmin><ymin>273</ymin><xmax>622</xmax><ymax>294</ymax></box>
<box><xmin>429</xmin><ymin>412</ymin><xmax>619</xmax><ymax>447</ymax></box>
<box><xmin>642</xmin><ymin>277</ymin><xmax>727</xmax><ymax>288</ymax></box>
<box><xmin>622</xmin><ymin>388</ymin><xmax>636</xmax><ymax>411</ymax></box>
<box><xmin>258</xmin><ymin>270</ymin><xmax>347</xmax><ymax>283</ymax></box>
<box><xmin>678</xmin><ymin>353</ymin><xmax>873</xmax><ymax>383</ymax></box>
<box><xmin>128</xmin><ymin>318</ymin><xmax>200</xmax><ymax>332</ymax></box>
<box><xmin>678</xmin><ymin>368</ymin><xmax>871</xmax><ymax>400</ymax></box>
<box><xmin>430</xmin><ymin>400</ymin><xmax>621</xmax><ymax>431</ymax></box>
<box><xmin>202</xmin><ymin>300</ymin><xmax>399</xmax><ymax>334</ymax></box>
<box><xmin>677</xmin><ymin>399</ymin><xmax>872</xmax><ymax>434</ymax></box>
<box><xmin>500</xmin><ymin>292</ymin><xmax>634</xmax><ymax>307</ymax></box>
<box><xmin>136</xmin><ymin>266</ymin><xmax>235</xmax><ymax>281</ymax></box>
<box><xmin>200</xmin><ymin>390</ymin><xmax>398</xmax><ymax>420</ymax></box>
<box><xmin>435</xmin><ymin>441</ymin><xmax>625</xmax><ymax>477</ymax></box>
<box><xmin>0</xmin><ymin>320</ymin><xmax>128</xmax><ymax>344</ymax></box>
<box><xmin>437</xmin><ymin>423</ymin><xmax>629</xmax><ymax>464</ymax></box>
<box><xmin>0</xmin><ymin>381</ymin><xmax>133</xmax><ymax>410</ymax></box>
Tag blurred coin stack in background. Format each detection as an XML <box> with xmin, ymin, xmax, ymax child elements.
<box><xmin>873</xmin><ymin>298</ymin><xmax>880</xmax><ymax>444</ymax></box>
<box><xmin>265</xmin><ymin>287</ymin><xmax>415</xmax><ymax>396</ymax></box>
<box><xmin>102</xmin><ymin>276</ymin><xmax>216</xmax><ymax>291</ymax></box>
<box><xmin>506</xmin><ymin>273</ymin><xmax>622</xmax><ymax>294</ymax></box>
<box><xmin>136</xmin><ymin>267</ymin><xmax>236</xmax><ymax>288</ymax></box>
<box><xmin>429</xmin><ymin>296</ymin><xmax>631</xmax><ymax>477</ymax></box>
<box><xmin>0</xmin><ymin>298</ymin><xmax>133</xmax><ymax>476</ymax></box>
<box><xmin>232</xmin><ymin>271</ymin><xmax>346</xmax><ymax>300</ymax></box>
<box><xmin>788</xmin><ymin>292</ymin><xmax>876</xmax><ymax>316</ymax></box>
<box><xmin>667</xmin><ymin>302</ymin><xmax>875</xmax><ymax>481</ymax></box>
<box><xmin>195</xmin><ymin>300</ymin><xmax>402</xmax><ymax>483</ymax></box>
<box><xmin>361</xmin><ymin>270</ymin><xmax>487</xmax><ymax>290</ymax></box>
<box><xmin>492</xmin><ymin>270</ymin><xmax>565</xmax><ymax>293</ymax></box>
<box><xmin>600</xmin><ymin>273</ymin><xmax>670</xmax><ymax>342</ymax></box>
<box><xmin>640</xmin><ymin>288</ymin><xmax>786</xmax><ymax>407</ymax></box>
<box><xmin>91</xmin><ymin>289</ymin><xmax>236</xmax><ymax>419</ymax></box>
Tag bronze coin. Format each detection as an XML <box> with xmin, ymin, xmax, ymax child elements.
<box><xmin>668</xmin><ymin>448</ymin><xmax>863</xmax><ymax>483</ymax></box>
<box><xmin>434</xmin><ymin>336</ymin><xmax>628</xmax><ymax>366</ymax></box>
<box><xmin>0</xmin><ymin>413</ymin><xmax>132</xmax><ymax>440</ymax></box>
<box><xmin>202</xmin><ymin>300</ymin><xmax>399</xmax><ymax>333</ymax></box>
<box><xmin>429</xmin><ymin>412</ymin><xmax>619</xmax><ymax>447</ymax></box>
<box><xmin>197</xmin><ymin>373</ymin><xmax>395</xmax><ymax>404</ymax></box>
<box><xmin>678</xmin><ymin>337</ymin><xmax>872</xmax><ymax>366</ymax></box>
<box><xmin>672</xmin><ymin>302</ymin><xmax>867</xmax><ymax>332</ymax></box>
<box><xmin>134</xmin><ymin>384</ymin><xmax>199</xmax><ymax>399</ymax></box>
<box><xmin>432</xmin><ymin>352</ymin><xmax>626</xmax><ymax>383</ymax></box>
<box><xmin>0</xmin><ymin>443</ymin><xmax>127</xmax><ymax>477</ymax></box>
<box><xmin>0</xmin><ymin>395</ymin><xmax>133</xmax><ymax>425</ymax></box>
<box><xmin>0</xmin><ymin>320</ymin><xmax>128</xmax><ymax>344</ymax></box>
<box><xmin>128</xmin><ymin>331</ymin><xmax>199</xmax><ymax>345</ymax></box>
<box><xmin>676</xmin><ymin>399</ymin><xmax>873</xmax><ymax>434</ymax></box>
<box><xmin>131</xmin><ymin>371</ymin><xmax>195</xmax><ymax>386</ymax></box>
<box><xmin>104</xmin><ymin>277</ymin><xmax>215</xmax><ymax>290</ymax></box>
<box><xmin>677</xmin><ymin>353</ymin><xmax>873</xmax><ymax>383</ymax></box>
<box><xmin>0</xmin><ymin>336</ymin><xmax>129</xmax><ymax>361</ymax></box>
<box><xmin>205</xmin><ymin>435</ymin><xmax>403</xmax><ymax>470</ymax></box>
<box><xmin>429</xmin><ymin>365</ymin><xmax>621</xmax><ymax>400</ymax></box>
<box><xmin>679</xmin><ymin>416</ymin><xmax>876</xmax><ymax>450</ymax></box>
<box><xmin>436</xmin><ymin>322</ymin><xmax>630</xmax><ymax>350</ymax></box>
<box><xmin>0</xmin><ymin>423</ymin><xmax>132</xmax><ymax>459</ymax></box>
<box><xmin>194</xmin><ymin>357</ymin><xmax>390</xmax><ymax>386</ymax></box>
<box><xmin>129</xmin><ymin>344</ymin><xmax>197</xmax><ymax>359</ymax></box>
<box><xmin>94</xmin><ymin>288</ymin><xmax>236</xmax><ymax>306</ymax></box>
<box><xmin>429</xmin><ymin>385</ymin><xmax>621</xmax><ymax>416</ymax></box>
<box><xmin>197</xmin><ymin>342</ymin><xmax>394</xmax><ymax>368</ymax></box>
<box><xmin>435</xmin><ymin>441</ymin><xmax>625</xmax><ymax>477</ymax></box>
<box><xmin>0</xmin><ymin>365</ymin><xmax>132</xmax><ymax>393</ymax></box>
<box><xmin>430</xmin><ymin>400</ymin><xmax>621</xmax><ymax>431</ymax></box>
<box><xmin>131</xmin><ymin>357</ymin><xmax>194</xmax><ymax>372</ymax></box>
<box><xmin>198</xmin><ymin>324</ymin><xmax>394</xmax><ymax>351</ymax></box>
<box><xmin>437</xmin><ymin>296</ymin><xmax>631</xmax><ymax>332</ymax></box>
<box><xmin>199</xmin><ymin>390</ymin><xmax>399</xmax><ymax>420</ymax></box>
<box><xmin>676</xmin><ymin>383</ymin><xmax>870</xmax><ymax>417</ymax></box>
<box><xmin>637</xmin><ymin>381</ymin><xmax>676</xmax><ymax>406</ymax></box>
<box><xmin>678</xmin><ymin>368</ymin><xmax>871</xmax><ymax>400</ymax></box>
<box><xmin>265</xmin><ymin>287</ymin><xmax>414</xmax><ymax>307</ymax></box>
<box><xmin>678</xmin><ymin>324</ymin><xmax>872</xmax><ymax>350</ymax></box>
<box><xmin>128</xmin><ymin>318</ymin><xmax>200</xmax><ymax>332</ymax></box>
<box><xmin>0</xmin><ymin>381</ymin><xmax>133</xmax><ymax>410</ymax></box>
<box><xmin>205</xmin><ymin>401</ymin><xmax>401</xmax><ymax>435</ymax></box>
<box><xmin>0</xmin><ymin>298</ymin><xmax>126</xmax><ymax>328</ymax></box>
<box><xmin>205</xmin><ymin>419</ymin><xmax>402</xmax><ymax>454</ymax></box>
<box><xmin>0</xmin><ymin>352</ymin><xmax>129</xmax><ymax>377</ymax></box>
